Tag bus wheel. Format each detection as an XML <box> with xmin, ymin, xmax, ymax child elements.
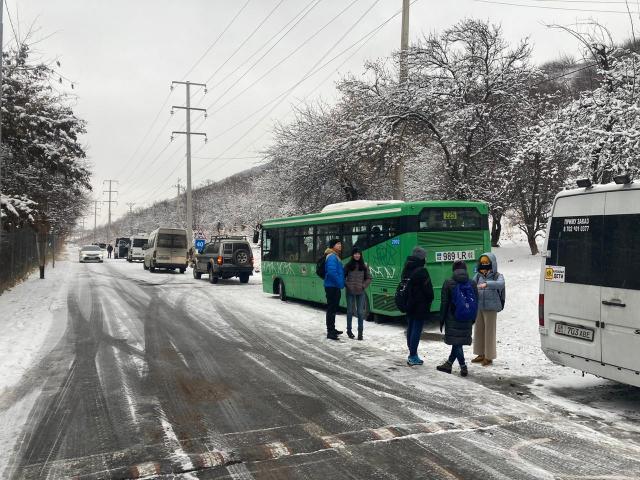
<box><xmin>278</xmin><ymin>280</ymin><xmax>287</xmax><ymax>302</ymax></box>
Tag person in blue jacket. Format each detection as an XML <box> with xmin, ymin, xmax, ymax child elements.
<box><xmin>324</xmin><ymin>239</ymin><xmax>345</xmax><ymax>340</ymax></box>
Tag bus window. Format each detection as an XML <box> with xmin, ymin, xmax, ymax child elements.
<box><xmin>342</xmin><ymin>222</ymin><xmax>368</xmax><ymax>254</ymax></box>
<box><xmin>316</xmin><ymin>224</ymin><xmax>341</xmax><ymax>257</ymax></box>
<box><xmin>369</xmin><ymin>219</ymin><xmax>399</xmax><ymax>247</ymax></box>
<box><xmin>283</xmin><ymin>228</ymin><xmax>300</xmax><ymax>262</ymax></box>
<box><xmin>300</xmin><ymin>234</ymin><xmax>315</xmax><ymax>262</ymax></box>
<box><xmin>419</xmin><ymin>208</ymin><xmax>484</xmax><ymax>231</ymax></box>
<box><xmin>262</xmin><ymin>229</ymin><xmax>280</xmax><ymax>261</ymax></box>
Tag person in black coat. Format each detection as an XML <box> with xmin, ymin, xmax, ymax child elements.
<box><xmin>403</xmin><ymin>246</ymin><xmax>434</xmax><ymax>366</ymax></box>
<box><xmin>437</xmin><ymin>260</ymin><xmax>478</xmax><ymax>376</ymax></box>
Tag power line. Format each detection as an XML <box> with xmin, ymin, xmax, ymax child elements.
<box><xmin>196</xmin><ymin>0</ymin><xmax>417</xmax><ymax>179</ymax></box>
<box><xmin>181</xmin><ymin>0</ymin><xmax>252</xmax><ymax>81</ymax></box>
<box><xmin>474</xmin><ymin>0</ymin><xmax>640</xmax><ymax>14</ymax></box>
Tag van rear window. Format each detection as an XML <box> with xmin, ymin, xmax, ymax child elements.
<box><xmin>547</xmin><ymin>214</ymin><xmax>640</xmax><ymax>290</ymax></box>
<box><xmin>158</xmin><ymin>233</ymin><xmax>187</xmax><ymax>249</ymax></box>
<box><xmin>132</xmin><ymin>239</ymin><xmax>147</xmax><ymax>247</ymax></box>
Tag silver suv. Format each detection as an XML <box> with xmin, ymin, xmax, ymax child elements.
<box><xmin>192</xmin><ymin>236</ymin><xmax>254</xmax><ymax>284</ymax></box>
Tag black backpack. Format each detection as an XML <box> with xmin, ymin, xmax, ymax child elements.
<box><xmin>316</xmin><ymin>254</ymin><xmax>327</xmax><ymax>279</ymax></box>
<box><xmin>395</xmin><ymin>267</ymin><xmax>419</xmax><ymax>313</ymax></box>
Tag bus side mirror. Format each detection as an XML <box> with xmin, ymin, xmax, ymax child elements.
<box><xmin>252</xmin><ymin>230</ymin><xmax>260</xmax><ymax>244</ymax></box>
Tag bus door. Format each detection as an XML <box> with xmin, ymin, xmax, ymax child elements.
<box><xmin>600</xmin><ymin>190</ymin><xmax>640</xmax><ymax>371</ymax></box>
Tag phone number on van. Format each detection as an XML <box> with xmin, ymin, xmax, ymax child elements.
<box><xmin>435</xmin><ymin>250</ymin><xmax>475</xmax><ymax>262</ymax></box>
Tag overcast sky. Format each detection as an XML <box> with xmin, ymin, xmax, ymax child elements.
<box><xmin>13</xmin><ymin>0</ymin><xmax>638</xmax><ymax>225</ymax></box>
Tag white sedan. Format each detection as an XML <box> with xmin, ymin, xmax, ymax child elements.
<box><xmin>79</xmin><ymin>245</ymin><xmax>104</xmax><ymax>263</ymax></box>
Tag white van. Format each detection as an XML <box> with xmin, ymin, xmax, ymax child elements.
<box><xmin>127</xmin><ymin>234</ymin><xmax>148</xmax><ymax>262</ymax></box>
<box><xmin>539</xmin><ymin>177</ymin><xmax>640</xmax><ymax>387</ymax></box>
<box><xmin>143</xmin><ymin>227</ymin><xmax>189</xmax><ymax>273</ymax></box>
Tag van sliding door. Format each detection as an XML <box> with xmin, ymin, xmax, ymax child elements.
<box><xmin>601</xmin><ymin>191</ymin><xmax>640</xmax><ymax>372</ymax></box>
<box><xmin>544</xmin><ymin>194</ymin><xmax>604</xmax><ymax>362</ymax></box>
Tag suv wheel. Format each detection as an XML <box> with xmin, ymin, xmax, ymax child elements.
<box><xmin>239</xmin><ymin>273</ymin><xmax>249</xmax><ymax>284</ymax></box>
<box><xmin>234</xmin><ymin>249</ymin><xmax>250</xmax><ymax>266</ymax></box>
<box><xmin>193</xmin><ymin>267</ymin><xmax>202</xmax><ymax>279</ymax></box>
<box><xmin>150</xmin><ymin>262</ymin><xmax>156</xmax><ymax>273</ymax></box>
<box><xmin>278</xmin><ymin>280</ymin><xmax>286</xmax><ymax>301</ymax></box>
<box><xmin>143</xmin><ymin>261</ymin><xmax>148</xmax><ymax>270</ymax></box>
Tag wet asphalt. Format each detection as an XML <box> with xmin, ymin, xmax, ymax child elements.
<box><xmin>4</xmin><ymin>259</ymin><xmax>640</xmax><ymax>479</ymax></box>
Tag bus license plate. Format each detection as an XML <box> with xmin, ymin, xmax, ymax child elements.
<box><xmin>554</xmin><ymin>323</ymin><xmax>594</xmax><ymax>342</ymax></box>
<box><xmin>435</xmin><ymin>250</ymin><xmax>475</xmax><ymax>262</ymax></box>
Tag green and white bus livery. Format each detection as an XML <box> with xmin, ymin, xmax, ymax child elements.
<box><xmin>260</xmin><ymin>200</ymin><xmax>490</xmax><ymax>318</ymax></box>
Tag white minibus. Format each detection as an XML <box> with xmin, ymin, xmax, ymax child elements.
<box><xmin>540</xmin><ymin>176</ymin><xmax>640</xmax><ymax>387</ymax></box>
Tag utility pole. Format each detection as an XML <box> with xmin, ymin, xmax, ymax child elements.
<box><xmin>126</xmin><ymin>202</ymin><xmax>135</xmax><ymax>235</ymax></box>
<box><xmin>171</xmin><ymin>81</ymin><xmax>207</xmax><ymax>248</ymax></box>
<box><xmin>92</xmin><ymin>200</ymin><xmax>101</xmax><ymax>243</ymax></box>
<box><xmin>103</xmin><ymin>180</ymin><xmax>118</xmax><ymax>244</ymax></box>
<box><xmin>173</xmin><ymin>178</ymin><xmax>183</xmax><ymax>227</ymax></box>
<box><xmin>393</xmin><ymin>0</ymin><xmax>410</xmax><ymax>201</ymax></box>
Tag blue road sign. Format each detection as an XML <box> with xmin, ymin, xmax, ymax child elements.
<box><xmin>194</xmin><ymin>239</ymin><xmax>206</xmax><ymax>251</ymax></box>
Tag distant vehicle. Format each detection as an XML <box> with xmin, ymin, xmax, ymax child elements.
<box><xmin>97</xmin><ymin>242</ymin><xmax>107</xmax><ymax>259</ymax></box>
<box><xmin>192</xmin><ymin>236</ymin><xmax>253</xmax><ymax>284</ymax></box>
<box><xmin>79</xmin><ymin>245</ymin><xmax>103</xmax><ymax>263</ymax></box>
<box><xmin>143</xmin><ymin>227</ymin><xmax>189</xmax><ymax>273</ymax></box>
<box><xmin>113</xmin><ymin>237</ymin><xmax>130</xmax><ymax>259</ymax></box>
<box><xmin>127</xmin><ymin>234</ymin><xmax>148</xmax><ymax>262</ymax></box>
<box><xmin>540</xmin><ymin>176</ymin><xmax>640</xmax><ymax>387</ymax></box>
<box><xmin>259</xmin><ymin>200</ymin><xmax>490</xmax><ymax>319</ymax></box>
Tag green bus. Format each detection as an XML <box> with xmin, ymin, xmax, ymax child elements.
<box><xmin>260</xmin><ymin>200</ymin><xmax>490</xmax><ymax>318</ymax></box>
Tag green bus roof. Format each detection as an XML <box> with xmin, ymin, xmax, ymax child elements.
<box><xmin>262</xmin><ymin>200</ymin><xmax>488</xmax><ymax>228</ymax></box>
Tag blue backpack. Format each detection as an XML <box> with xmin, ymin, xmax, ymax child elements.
<box><xmin>452</xmin><ymin>281</ymin><xmax>478</xmax><ymax>322</ymax></box>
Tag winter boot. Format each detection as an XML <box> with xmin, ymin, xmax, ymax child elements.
<box><xmin>436</xmin><ymin>360</ymin><xmax>453</xmax><ymax>374</ymax></box>
<box><xmin>334</xmin><ymin>329</ymin><xmax>343</xmax><ymax>335</ymax></box>
<box><xmin>471</xmin><ymin>355</ymin><xmax>485</xmax><ymax>363</ymax></box>
<box><xmin>357</xmin><ymin>330</ymin><xmax>363</xmax><ymax>341</ymax></box>
<box><xmin>407</xmin><ymin>355</ymin><xmax>423</xmax><ymax>366</ymax></box>
<box><xmin>347</xmin><ymin>330</ymin><xmax>355</xmax><ymax>339</ymax></box>
<box><xmin>460</xmin><ymin>364</ymin><xmax>469</xmax><ymax>377</ymax></box>
<box><xmin>481</xmin><ymin>359</ymin><xmax>493</xmax><ymax>367</ymax></box>
<box><xmin>327</xmin><ymin>332</ymin><xmax>339</xmax><ymax>340</ymax></box>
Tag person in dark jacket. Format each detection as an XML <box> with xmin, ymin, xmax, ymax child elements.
<box><xmin>344</xmin><ymin>247</ymin><xmax>372</xmax><ymax>340</ymax></box>
<box><xmin>403</xmin><ymin>246</ymin><xmax>434</xmax><ymax>366</ymax></box>
<box><xmin>106</xmin><ymin>244</ymin><xmax>113</xmax><ymax>258</ymax></box>
<box><xmin>437</xmin><ymin>260</ymin><xmax>478</xmax><ymax>377</ymax></box>
<box><xmin>324</xmin><ymin>239</ymin><xmax>345</xmax><ymax>340</ymax></box>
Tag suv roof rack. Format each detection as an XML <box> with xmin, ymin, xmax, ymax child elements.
<box><xmin>209</xmin><ymin>234</ymin><xmax>248</xmax><ymax>241</ymax></box>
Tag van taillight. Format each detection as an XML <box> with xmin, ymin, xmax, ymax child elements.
<box><xmin>217</xmin><ymin>255</ymin><xmax>223</xmax><ymax>265</ymax></box>
<box><xmin>538</xmin><ymin>294</ymin><xmax>544</xmax><ymax>326</ymax></box>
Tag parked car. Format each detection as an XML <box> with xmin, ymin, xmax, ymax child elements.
<box><xmin>113</xmin><ymin>237</ymin><xmax>130</xmax><ymax>259</ymax></box>
<box><xmin>127</xmin><ymin>234</ymin><xmax>148</xmax><ymax>262</ymax></box>
<box><xmin>143</xmin><ymin>227</ymin><xmax>189</xmax><ymax>273</ymax></box>
<box><xmin>192</xmin><ymin>236</ymin><xmax>253</xmax><ymax>284</ymax></box>
<box><xmin>79</xmin><ymin>245</ymin><xmax>103</xmax><ymax>263</ymax></box>
<box><xmin>539</xmin><ymin>175</ymin><xmax>640</xmax><ymax>387</ymax></box>
<box><xmin>97</xmin><ymin>242</ymin><xmax>107</xmax><ymax>259</ymax></box>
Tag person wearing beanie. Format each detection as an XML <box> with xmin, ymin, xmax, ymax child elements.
<box><xmin>323</xmin><ymin>238</ymin><xmax>345</xmax><ymax>340</ymax></box>
<box><xmin>437</xmin><ymin>260</ymin><xmax>479</xmax><ymax>376</ymax></box>
<box><xmin>344</xmin><ymin>247</ymin><xmax>372</xmax><ymax>340</ymax></box>
<box><xmin>471</xmin><ymin>253</ymin><xmax>506</xmax><ymax>366</ymax></box>
<box><xmin>402</xmin><ymin>246</ymin><xmax>434</xmax><ymax>366</ymax></box>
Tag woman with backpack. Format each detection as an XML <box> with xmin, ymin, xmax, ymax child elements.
<box><xmin>437</xmin><ymin>260</ymin><xmax>478</xmax><ymax>377</ymax></box>
<box><xmin>471</xmin><ymin>253</ymin><xmax>506</xmax><ymax>367</ymax></box>
<box><xmin>401</xmin><ymin>247</ymin><xmax>434</xmax><ymax>366</ymax></box>
<box><xmin>344</xmin><ymin>247</ymin><xmax>372</xmax><ymax>340</ymax></box>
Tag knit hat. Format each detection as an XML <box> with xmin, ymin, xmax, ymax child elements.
<box><xmin>411</xmin><ymin>246</ymin><xmax>427</xmax><ymax>260</ymax></box>
<box><xmin>351</xmin><ymin>246</ymin><xmax>361</xmax><ymax>255</ymax></box>
<box><xmin>453</xmin><ymin>260</ymin><xmax>467</xmax><ymax>271</ymax></box>
<box><xmin>328</xmin><ymin>238</ymin><xmax>341</xmax><ymax>249</ymax></box>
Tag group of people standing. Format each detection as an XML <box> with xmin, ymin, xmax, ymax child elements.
<box><xmin>320</xmin><ymin>239</ymin><xmax>506</xmax><ymax>376</ymax></box>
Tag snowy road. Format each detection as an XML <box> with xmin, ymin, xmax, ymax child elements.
<box><xmin>2</xmin><ymin>257</ymin><xmax>640</xmax><ymax>479</ymax></box>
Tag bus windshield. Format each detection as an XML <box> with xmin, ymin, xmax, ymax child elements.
<box><xmin>419</xmin><ymin>207</ymin><xmax>483</xmax><ymax>231</ymax></box>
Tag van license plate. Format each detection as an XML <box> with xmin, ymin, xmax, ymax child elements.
<box><xmin>435</xmin><ymin>250</ymin><xmax>475</xmax><ymax>262</ymax></box>
<box><xmin>554</xmin><ymin>323</ymin><xmax>594</xmax><ymax>342</ymax></box>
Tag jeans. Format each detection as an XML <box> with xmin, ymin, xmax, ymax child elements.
<box><xmin>448</xmin><ymin>345</ymin><xmax>466</xmax><ymax>366</ymax></box>
<box><xmin>346</xmin><ymin>293</ymin><xmax>365</xmax><ymax>332</ymax></box>
<box><xmin>406</xmin><ymin>315</ymin><xmax>425</xmax><ymax>357</ymax></box>
<box><xmin>325</xmin><ymin>287</ymin><xmax>341</xmax><ymax>333</ymax></box>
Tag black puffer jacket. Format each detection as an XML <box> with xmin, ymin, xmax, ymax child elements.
<box><xmin>439</xmin><ymin>269</ymin><xmax>478</xmax><ymax>346</ymax></box>
<box><xmin>401</xmin><ymin>256</ymin><xmax>434</xmax><ymax>319</ymax></box>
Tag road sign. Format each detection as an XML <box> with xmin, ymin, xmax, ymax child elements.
<box><xmin>194</xmin><ymin>238</ymin><xmax>206</xmax><ymax>251</ymax></box>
